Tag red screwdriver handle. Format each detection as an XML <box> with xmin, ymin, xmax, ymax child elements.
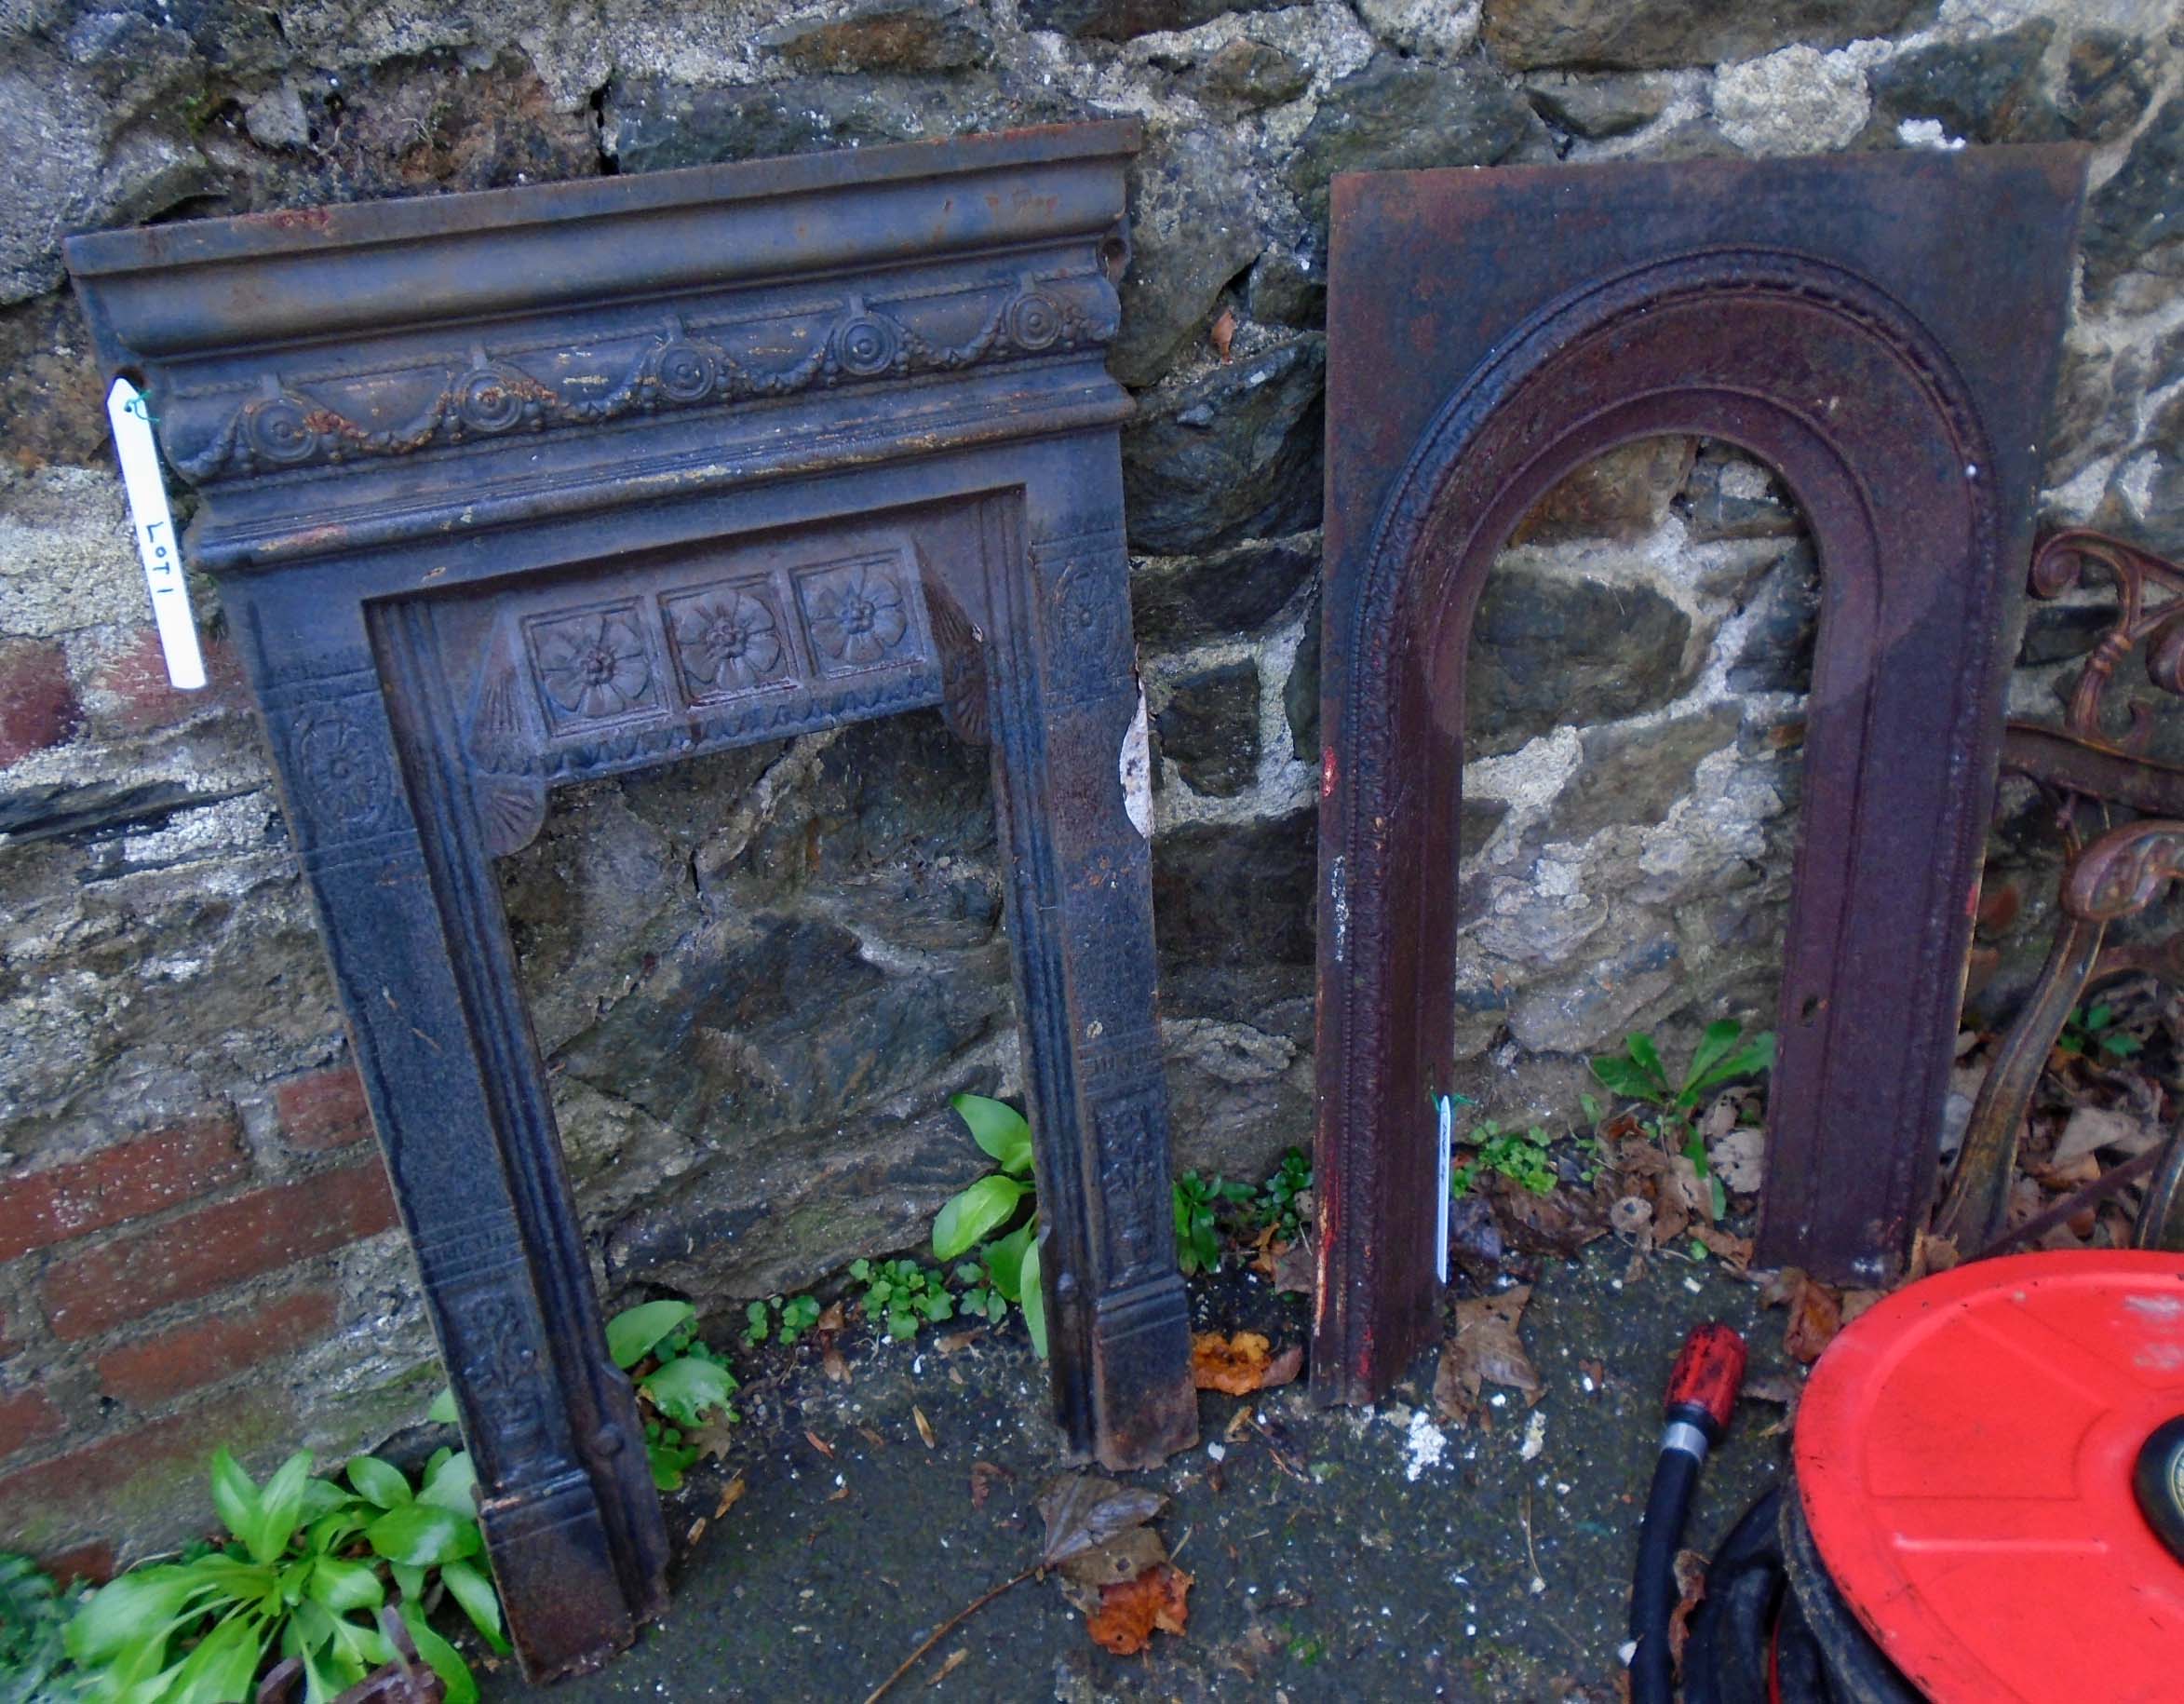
<box><xmin>1665</xmin><ymin>1321</ymin><xmax>1747</xmax><ymax>1442</ymax></box>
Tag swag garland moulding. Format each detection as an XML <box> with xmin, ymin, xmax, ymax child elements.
<box><xmin>1313</xmin><ymin>145</ymin><xmax>2088</xmax><ymax>1407</ymax></box>
<box><xmin>65</xmin><ymin>121</ymin><xmax>1197</xmax><ymax>1682</ymax></box>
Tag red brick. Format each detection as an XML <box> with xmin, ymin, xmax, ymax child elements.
<box><xmin>274</xmin><ymin>1065</ymin><xmax>373</xmax><ymax>1152</ymax></box>
<box><xmin>0</xmin><ymin>1391</ymin><xmax>299</xmax><ymax>1556</ymax></box>
<box><xmin>0</xmin><ymin>1388</ymin><xmax>64</xmax><ymax>1460</ymax></box>
<box><xmin>0</xmin><ymin>637</ymin><xmax>78</xmax><ymax>765</ymax></box>
<box><xmin>0</xmin><ymin>1114</ymin><xmax>249</xmax><ymax>1264</ymax></box>
<box><xmin>99</xmin><ymin>1288</ymin><xmax>339</xmax><ymax>1407</ymax></box>
<box><xmin>84</xmin><ymin>626</ymin><xmax>246</xmax><ymax>736</ymax></box>
<box><xmin>40</xmin><ymin>1159</ymin><xmax>398</xmax><ymax>1342</ymax></box>
<box><xmin>40</xmin><ymin>1539</ymin><xmax>115</xmax><ymax>1587</ymax></box>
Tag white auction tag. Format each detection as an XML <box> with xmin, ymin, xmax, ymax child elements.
<box><xmin>1435</xmin><ymin>1090</ymin><xmax>1453</xmax><ymax>1285</ymax></box>
<box><xmin>105</xmin><ymin>378</ymin><xmax>206</xmax><ymax>691</ymax></box>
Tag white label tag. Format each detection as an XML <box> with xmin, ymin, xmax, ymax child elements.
<box><xmin>1435</xmin><ymin>1091</ymin><xmax>1453</xmax><ymax>1286</ymax></box>
<box><xmin>106</xmin><ymin>378</ymin><xmax>206</xmax><ymax>691</ymax></box>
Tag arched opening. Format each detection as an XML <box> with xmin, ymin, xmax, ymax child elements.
<box><xmin>1445</xmin><ymin>437</ymin><xmax>1813</xmax><ymax>1200</ymax></box>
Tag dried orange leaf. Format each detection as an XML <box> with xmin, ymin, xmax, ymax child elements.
<box><xmin>1192</xmin><ymin>1331</ymin><xmax>1300</xmax><ymax>1395</ymax></box>
<box><xmin>1085</xmin><ymin>1562</ymin><xmax>1192</xmax><ymax>1655</ymax></box>
<box><xmin>1209</xmin><ymin>306</ymin><xmax>1235</xmax><ymax>361</ymax></box>
<box><xmin>913</xmin><ymin>1405</ymin><xmax>937</xmax><ymax>1450</ymax></box>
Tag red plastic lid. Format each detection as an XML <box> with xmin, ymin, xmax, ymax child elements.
<box><xmin>1797</xmin><ymin>1251</ymin><xmax>2184</xmax><ymax>1703</ymax></box>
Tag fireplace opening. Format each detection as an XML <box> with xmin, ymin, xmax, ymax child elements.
<box><xmin>495</xmin><ymin>707</ymin><xmax>1015</xmax><ymax>1309</ymax></box>
<box><xmin>1447</xmin><ymin>438</ymin><xmax>1816</xmax><ymax>1146</ymax></box>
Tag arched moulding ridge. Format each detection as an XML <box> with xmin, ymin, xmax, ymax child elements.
<box><xmin>1313</xmin><ymin>151</ymin><xmax>2087</xmax><ymax>1406</ymax></box>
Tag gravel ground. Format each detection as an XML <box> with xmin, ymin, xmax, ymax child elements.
<box><xmin>481</xmin><ymin>1240</ymin><xmax>1790</xmax><ymax>1702</ymax></box>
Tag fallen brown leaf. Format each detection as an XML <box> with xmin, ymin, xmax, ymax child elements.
<box><xmin>1434</xmin><ymin>1284</ymin><xmax>1542</xmax><ymax>1423</ymax></box>
<box><xmin>1037</xmin><ymin>1473</ymin><xmax>1166</xmax><ymax>1567</ymax></box>
<box><xmin>1711</xmin><ymin>1126</ymin><xmax>1766</xmax><ymax>1194</ymax></box>
<box><xmin>824</xmin><ymin>1341</ymin><xmax>851</xmax><ymax>1385</ymax></box>
<box><xmin>828</xmin><ymin>1481</ymin><xmax>851</xmax><ymax>1502</ymax></box>
<box><xmin>1666</xmin><ymin>1547</ymin><xmax>1708</xmax><ymax>1662</ymax></box>
<box><xmin>817</xmin><ymin>1301</ymin><xmax>846</xmax><ymax>1333</ymax></box>
<box><xmin>1208</xmin><ymin>306</ymin><xmax>1235</xmax><ymax>362</ymax></box>
<box><xmin>935</xmin><ymin>1328</ymin><xmax>986</xmax><ymax>1355</ymax></box>
<box><xmin>1774</xmin><ymin>1271</ymin><xmax>1844</xmax><ymax>1364</ymax></box>
<box><xmin>1059</xmin><ymin>1526</ymin><xmax>1168</xmax><ymax>1598</ymax></box>
<box><xmin>1691</xmin><ymin>1224</ymin><xmax>1753</xmax><ymax>1270</ymax></box>
<box><xmin>1273</xmin><ymin>1239</ymin><xmax>1316</xmax><ymax>1295</ymax></box>
<box><xmin>913</xmin><ymin>1406</ymin><xmax>937</xmax><ymax>1450</ymax></box>
<box><xmin>805</xmin><ymin>1428</ymin><xmax>836</xmax><ymax>1459</ymax></box>
<box><xmin>715</xmin><ymin>1474</ymin><xmax>747</xmax><ymax>1520</ymax></box>
<box><xmin>1610</xmin><ymin>1195</ymin><xmax>1655</xmax><ymax>1244</ymax></box>
<box><xmin>1085</xmin><ymin>1563</ymin><xmax>1192</xmax><ymax>1655</ymax></box>
<box><xmin>968</xmin><ymin>1460</ymin><xmax>1011</xmax><ymax>1509</ymax></box>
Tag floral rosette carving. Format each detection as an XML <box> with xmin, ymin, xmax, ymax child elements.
<box><xmin>671</xmin><ymin>587</ymin><xmax>788</xmax><ymax>695</ymax></box>
<box><xmin>534</xmin><ymin>611</ymin><xmax>656</xmax><ymax>721</ymax></box>
<box><xmin>804</xmin><ymin>564</ymin><xmax>910</xmax><ymax>669</ymax></box>
<box><xmin>294</xmin><ymin>705</ymin><xmax>391</xmax><ymax>835</ymax></box>
<box><xmin>242</xmin><ymin>393</ymin><xmax>324</xmax><ymax>466</ymax></box>
<box><xmin>829</xmin><ymin>310</ymin><xmax>906</xmax><ymax>381</ymax></box>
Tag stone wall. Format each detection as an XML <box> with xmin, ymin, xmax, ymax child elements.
<box><xmin>1</xmin><ymin>0</ymin><xmax>2177</xmax><ymax>1568</ymax></box>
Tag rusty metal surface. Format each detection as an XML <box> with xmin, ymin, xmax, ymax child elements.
<box><xmin>1314</xmin><ymin>146</ymin><xmax>2087</xmax><ymax>1403</ymax></box>
<box><xmin>1936</xmin><ymin>529</ymin><xmax>2184</xmax><ymax>1254</ymax></box>
<box><xmin>66</xmin><ymin>121</ymin><xmax>1199</xmax><ymax>1681</ymax></box>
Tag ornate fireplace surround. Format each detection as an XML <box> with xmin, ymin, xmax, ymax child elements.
<box><xmin>1312</xmin><ymin>146</ymin><xmax>2089</xmax><ymax>1404</ymax></box>
<box><xmin>66</xmin><ymin>122</ymin><xmax>1197</xmax><ymax>1678</ymax></box>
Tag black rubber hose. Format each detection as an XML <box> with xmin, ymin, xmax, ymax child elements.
<box><xmin>1683</xmin><ymin>1485</ymin><xmax>1786</xmax><ymax>1704</ymax></box>
<box><xmin>1631</xmin><ymin>1444</ymin><xmax>1701</xmax><ymax>1703</ymax></box>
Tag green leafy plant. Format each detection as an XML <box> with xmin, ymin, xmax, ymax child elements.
<box><xmin>851</xmin><ymin>1258</ymin><xmax>957</xmax><ymax>1342</ymax></box>
<box><xmin>743</xmin><ymin>1294</ymin><xmax>821</xmax><ymax>1348</ymax></box>
<box><xmin>932</xmin><ymin>1093</ymin><xmax>1045</xmax><ymax>1359</ymax></box>
<box><xmin>1254</xmin><ymin>1148</ymin><xmax>1314</xmax><ymax>1241</ymax></box>
<box><xmin>1451</xmin><ymin>1121</ymin><xmax>1558</xmax><ymax>1197</ymax></box>
<box><xmin>605</xmin><ymin>1301</ymin><xmax>739</xmax><ymax>1492</ymax></box>
<box><xmin>1592</xmin><ymin>1020</ymin><xmax>1774</xmax><ymax>1218</ymax></box>
<box><xmin>1172</xmin><ymin>1170</ymin><xmax>1252</xmax><ymax>1275</ymax></box>
<box><xmin>1590</xmin><ymin>1021</ymin><xmax>1775</xmax><ymax>1128</ymax></box>
<box><xmin>2059</xmin><ymin>1001</ymin><xmax>2144</xmax><ymax>1061</ymax></box>
<box><xmin>65</xmin><ymin>1446</ymin><xmax>504</xmax><ymax>1704</ymax></box>
<box><xmin>2</xmin><ymin>1551</ymin><xmax>86</xmax><ymax>1703</ymax></box>
<box><xmin>428</xmin><ymin>1300</ymin><xmax>737</xmax><ymax>1494</ymax></box>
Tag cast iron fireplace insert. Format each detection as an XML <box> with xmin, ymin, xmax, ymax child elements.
<box><xmin>1313</xmin><ymin>145</ymin><xmax>2088</xmax><ymax>1405</ymax></box>
<box><xmin>65</xmin><ymin>121</ymin><xmax>1196</xmax><ymax>1679</ymax></box>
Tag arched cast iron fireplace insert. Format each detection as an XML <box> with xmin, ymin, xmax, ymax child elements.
<box><xmin>65</xmin><ymin>122</ymin><xmax>1197</xmax><ymax>1679</ymax></box>
<box><xmin>1312</xmin><ymin>146</ymin><xmax>2089</xmax><ymax>1405</ymax></box>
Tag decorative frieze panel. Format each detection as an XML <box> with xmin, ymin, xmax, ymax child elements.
<box><xmin>163</xmin><ymin>272</ymin><xmax>1118</xmax><ymax>484</ymax></box>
